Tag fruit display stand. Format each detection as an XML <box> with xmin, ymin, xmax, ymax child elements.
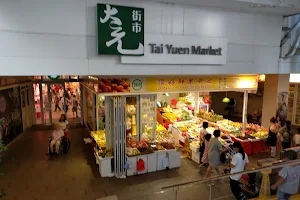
<box><xmin>230</xmin><ymin>136</ymin><xmax>252</xmax><ymax>155</ymax></box>
<box><xmin>90</xmin><ymin>130</ymin><xmax>114</xmax><ymax>177</ymax></box>
<box><xmin>94</xmin><ymin>149</ymin><xmax>114</xmax><ymax>177</ymax></box>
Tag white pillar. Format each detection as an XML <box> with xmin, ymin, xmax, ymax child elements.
<box><xmin>261</xmin><ymin>74</ymin><xmax>290</xmax><ymax>128</ymax></box>
<box><xmin>194</xmin><ymin>92</ymin><xmax>199</xmax><ymax>116</ymax></box>
<box><xmin>242</xmin><ymin>90</ymin><xmax>248</xmax><ymax>131</ymax></box>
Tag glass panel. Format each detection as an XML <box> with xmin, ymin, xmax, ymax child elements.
<box><xmin>50</xmin><ymin>84</ymin><xmax>66</xmax><ymax>122</ymax></box>
<box><xmin>126</xmin><ymin>96</ymin><xmax>138</xmax><ymax>137</ymax></box>
<box><xmin>42</xmin><ymin>84</ymin><xmax>51</xmax><ymax>124</ymax></box>
<box><xmin>85</xmin><ymin>89</ymin><xmax>95</xmax><ymax>130</ymax></box>
<box><xmin>140</xmin><ymin>95</ymin><xmax>156</xmax><ymax>142</ymax></box>
<box><xmin>295</xmin><ymin>85</ymin><xmax>300</xmax><ymax>125</ymax></box>
<box><xmin>287</xmin><ymin>84</ymin><xmax>295</xmax><ymax>122</ymax></box>
<box><xmin>97</xmin><ymin>95</ymin><xmax>105</xmax><ymax>130</ymax></box>
<box><xmin>33</xmin><ymin>84</ymin><xmax>42</xmax><ymax>124</ymax></box>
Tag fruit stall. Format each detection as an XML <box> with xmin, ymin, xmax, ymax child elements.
<box><xmin>81</xmin><ymin>75</ymin><xmax>260</xmax><ymax>177</ymax></box>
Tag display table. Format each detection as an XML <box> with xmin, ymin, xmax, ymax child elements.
<box><xmin>231</xmin><ymin>137</ymin><xmax>252</xmax><ymax>155</ymax></box>
<box><xmin>126</xmin><ymin>150</ymin><xmax>181</xmax><ymax>176</ymax></box>
<box><xmin>94</xmin><ymin>152</ymin><xmax>114</xmax><ymax>177</ymax></box>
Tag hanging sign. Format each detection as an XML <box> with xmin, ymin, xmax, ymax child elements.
<box><xmin>145</xmin><ymin>76</ymin><xmax>258</xmax><ymax>92</ymax></box>
<box><xmin>97</xmin><ymin>4</ymin><xmax>144</xmax><ymax>55</ymax></box>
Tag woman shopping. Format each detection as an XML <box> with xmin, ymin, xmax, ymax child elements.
<box><xmin>267</xmin><ymin>117</ymin><xmax>278</xmax><ymax>158</ymax></box>
<box><xmin>230</xmin><ymin>142</ymin><xmax>249</xmax><ymax>200</ymax></box>
<box><xmin>199</xmin><ymin>122</ymin><xmax>208</xmax><ymax>165</ymax></box>
<box><xmin>199</xmin><ymin>133</ymin><xmax>211</xmax><ymax>168</ymax></box>
<box><xmin>204</xmin><ymin>130</ymin><xmax>228</xmax><ymax>178</ymax></box>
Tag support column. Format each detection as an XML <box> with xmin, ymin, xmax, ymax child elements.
<box><xmin>194</xmin><ymin>92</ymin><xmax>199</xmax><ymax>116</ymax></box>
<box><xmin>242</xmin><ymin>91</ymin><xmax>248</xmax><ymax>131</ymax></box>
<box><xmin>261</xmin><ymin>74</ymin><xmax>290</xmax><ymax>128</ymax></box>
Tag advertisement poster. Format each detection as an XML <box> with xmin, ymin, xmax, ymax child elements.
<box><xmin>276</xmin><ymin>91</ymin><xmax>288</xmax><ymax>127</ymax></box>
<box><xmin>0</xmin><ymin>87</ymin><xmax>23</xmax><ymax>145</ymax></box>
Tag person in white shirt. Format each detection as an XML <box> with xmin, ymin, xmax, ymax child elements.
<box><xmin>230</xmin><ymin>142</ymin><xmax>249</xmax><ymax>200</ymax></box>
<box><xmin>293</xmin><ymin>128</ymin><xmax>300</xmax><ymax>147</ymax></box>
<box><xmin>58</xmin><ymin>114</ymin><xmax>69</xmax><ymax>137</ymax></box>
<box><xmin>50</xmin><ymin>123</ymin><xmax>64</xmax><ymax>154</ymax></box>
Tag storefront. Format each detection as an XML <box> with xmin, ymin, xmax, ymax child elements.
<box><xmin>0</xmin><ymin>77</ymin><xmax>35</xmax><ymax>146</ymax></box>
<box><xmin>81</xmin><ymin>74</ymin><xmax>275</xmax><ymax>178</ymax></box>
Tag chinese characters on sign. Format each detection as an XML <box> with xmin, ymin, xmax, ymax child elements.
<box><xmin>146</xmin><ymin>76</ymin><xmax>258</xmax><ymax>92</ymax></box>
<box><xmin>132</xmin><ymin>10</ymin><xmax>142</xmax><ymax>33</ymax></box>
<box><xmin>97</xmin><ymin>4</ymin><xmax>144</xmax><ymax>55</ymax></box>
<box><xmin>153</xmin><ymin>78</ymin><xmax>215</xmax><ymax>92</ymax></box>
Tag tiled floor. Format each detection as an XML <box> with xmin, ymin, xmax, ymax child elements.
<box><xmin>0</xmin><ymin>123</ymin><xmax>280</xmax><ymax>200</ymax></box>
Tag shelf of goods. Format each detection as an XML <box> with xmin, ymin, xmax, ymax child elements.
<box><xmin>172</xmin><ymin>120</ymin><xmax>233</xmax><ymax>164</ymax></box>
<box><xmin>220</xmin><ymin>120</ymin><xmax>269</xmax><ymax>155</ymax></box>
<box><xmin>172</xmin><ymin>116</ymin><xmax>269</xmax><ymax>156</ymax></box>
<box><xmin>90</xmin><ymin>130</ymin><xmax>114</xmax><ymax>177</ymax></box>
<box><xmin>125</xmin><ymin>123</ymin><xmax>181</xmax><ymax>176</ymax></box>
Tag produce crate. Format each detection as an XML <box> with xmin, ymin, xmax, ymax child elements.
<box><xmin>147</xmin><ymin>153</ymin><xmax>157</xmax><ymax>173</ymax></box>
<box><xmin>189</xmin><ymin>143</ymin><xmax>200</xmax><ymax>152</ymax></box>
<box><xmin>192</xmin><ymin>151</ymin><xmax>200</xmax><ymax>164</ymax></box>
<box><xmin>127</xmin><ymin>156</ymin><xmax>137</xmax><ymax>176</ymax></box>
<box><xmin>157</xmin><ymin>151</ymin><xmax>168</xmax><ymax>171</ymax></box>
<box><xmin>168</xmin><ymin>150</ymin><xmax>181</xmax><ymax>169</ymax></box>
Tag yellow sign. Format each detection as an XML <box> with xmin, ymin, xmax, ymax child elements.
<box><xmin>146</xmin><ymin>76</ymin><xmax>258</xmax><ymax>92</ymax></box>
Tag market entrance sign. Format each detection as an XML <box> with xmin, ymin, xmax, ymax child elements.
<box><xmin>97</xmin><ymin>4</ymin><xmax>144</xmax><ymax>55</ymax></box>
<box><xmin>121</xmin><ymin>34</ymin><xmax>227</xmax><ymax>65</ymax></box>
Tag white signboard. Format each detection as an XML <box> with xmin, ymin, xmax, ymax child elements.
<box><xmin>121</xmin><ymin>34</ymin><xmax>227</xmax><ymax>65</ymax></box>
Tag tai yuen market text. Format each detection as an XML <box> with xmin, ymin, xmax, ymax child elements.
<box><xmin>149</xmin><ymin>44</ymin><xmax>223</xmax><ymax>55</ymax></box>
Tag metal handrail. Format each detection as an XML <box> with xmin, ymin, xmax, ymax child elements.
<box><xmin>162</xmin><ymin>159</ymin><xmax>300</xmax><ymax>190</ymax></box>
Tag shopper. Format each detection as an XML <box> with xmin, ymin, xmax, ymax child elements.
<box><xmin>54</xmin><ymin>93</ymin><xmax>61</xmax><ymax>112</ymax></box>
<box><xmin>229</xmin><ymin>142</ymin><xmax>249</xmax><ymax>200</ymax></box>
<box><xmin>199</xmin><ymin>122</ymin><xmax>209</xmax><ymax>165</ymax></box>
<box><xmin>199</xmin><ymin>133</ymin><xmax>211</xmax><ymax>168</ymax></box>
<box><xmin>60</xmin><ymin>96</ymin><xmax>69</xmax><ymax>113</ymax></box>
<box><xmin>293</xmin><ymin>128</ymin><xmax>300</xmax><ymax>147</ymax></box>
<box><xmin>271</xmin><ymin>150</ymin><xmax>300</xmax><ymax>200</ymax></box>
<box><xmin>279</xmin><ymin>121</ymin><xmax>292</xmax><ymax>150</ymax></box>
<box><xmin>58</xmin><ymin>114</ymin><xmax>69</xmax><ymax>137</ymax></box>
<box><xmin>205</xmin><ymin>130</ymin><xmax>227</xmax><ymax>178</ymax></box>
<box><xmin>72</xmin><ymin>95</ymin><xmax>79</xmax><ymax>118</ymax></box>
<box><xmin>50</xmin><ymin>123</ymin><xmax>64</xmax><ymax>154</ymax></box>
<box><xmin>267</xmin><ymin>117</ymin><xmax>278</xmax><ymax>158</ymax></box>
<box><xmin>227</xmin><ymin>98</ymin><xmax>236</xmax><ymax>118</ymax></box>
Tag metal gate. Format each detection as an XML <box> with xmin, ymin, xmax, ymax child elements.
<box><xmin>108</xmin><ymin>96</ymin><xmax>126</xmax><ymax>177</ymax></box>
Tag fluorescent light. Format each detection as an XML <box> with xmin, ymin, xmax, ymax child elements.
<box><xmin>290</xmin><ymin>74</ymin><xmax>300</xmax><ymax>83</ymax></box>
<box><xmin>165</xmin><ymin>93</ymin><xmax>169</xmax><ymax>96</ymax></box>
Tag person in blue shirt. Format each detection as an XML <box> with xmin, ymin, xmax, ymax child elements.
<box><xmin>271</xmin><ymin>150</ymin><xmax>300</xmax><ymax>200</ymax></box>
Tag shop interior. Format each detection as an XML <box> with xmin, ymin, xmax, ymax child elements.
<box><xmin>80</xmin><ymin>75</ymin><xmax>300</xmax><ymax>180</ymax></box>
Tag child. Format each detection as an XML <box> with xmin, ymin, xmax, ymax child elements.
<box><xmin>293</xmin><ymin>128</ymin><xmax>300</xmax><ymax>147</ymax></box>
<box><xmin>271</xmin><ymin>150</ymin><xmax>300</xmax><ymax>200</ymax></box>
<box><xmin>199</xmin><ymin>133</ymin><xmax>211</xmax><ymax>168</ymax></box>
